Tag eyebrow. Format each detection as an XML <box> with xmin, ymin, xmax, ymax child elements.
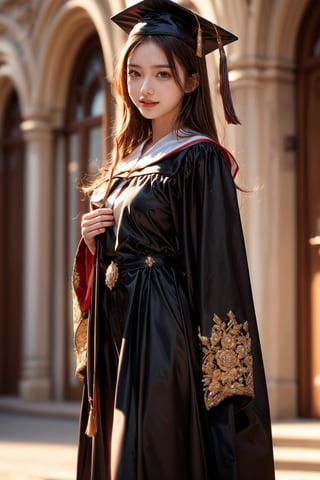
<box><xmin>127</xmin><ymin>63</ymin><xmax>172</xmax><ymax>69</ymax></box>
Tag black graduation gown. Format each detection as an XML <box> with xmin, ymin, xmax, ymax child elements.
<box><xmin>74</xmin><ymin>140</ymin><xmax>275</xmax><ymax>480</ymax></box>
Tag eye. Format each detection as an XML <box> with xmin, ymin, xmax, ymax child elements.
<box><xmin>156</xmin><ymin>70</ymin><xmax>171</xmax><ymax>79</ymax></box>
<box><xmin>127</xmin><ymin>69</ymin><xmax>141</xmax><ymax>78</ymax></box>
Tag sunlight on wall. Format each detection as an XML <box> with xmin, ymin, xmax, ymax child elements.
<box><xmin>312</xmin><ymin>270</ymin><xmax>320</xmax><ymax>415</ymax></box>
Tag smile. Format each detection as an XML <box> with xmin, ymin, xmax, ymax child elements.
<box><xmin>140</xmin><ymin>99</ymin><xmax>159</xmax><ymax>108</ymax></box>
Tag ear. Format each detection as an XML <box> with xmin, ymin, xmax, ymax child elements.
<box><xmin>185</xmin><ymin>73</ymin><xmax>200</xmax><ymax>93</ymax></box>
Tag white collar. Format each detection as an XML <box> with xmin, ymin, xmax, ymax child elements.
<box><xmin>114</xmin><ymin>130</ymin><xmax>212</xmax><ymax>176</ymax></box>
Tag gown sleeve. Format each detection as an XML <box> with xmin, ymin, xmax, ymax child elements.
<box><xmin>179</xmin><ymin>142</ymin><xmax>275</xmax><ymax>480</ymax></box>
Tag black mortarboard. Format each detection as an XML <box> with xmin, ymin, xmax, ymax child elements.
<box><xmin>111</xmin><ymin>0</ymin><xmax>240</xmax><ymax>124</ymax></box>
<box><xmin>111</xmin><ymin>0</ymin><xmax>237</xmax><ymax>56</ymax></box>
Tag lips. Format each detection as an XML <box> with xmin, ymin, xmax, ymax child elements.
<box><xmin>140</xmin><ymin>98</ymin><xmax>159</xmax><ymax>107</ymax></box>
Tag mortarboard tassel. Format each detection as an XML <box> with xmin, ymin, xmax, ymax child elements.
<box><xmin>85</xmin><ymin>379</ymin><xmax>98</xmax><ymax>437</ymax></box>
<box><xmin>213</xmin><ymin>25</ymin><xmax>240</xmax><ymax>125</ymax></box>
<box><xmin>85</xmin><ymin>399</ymin><xmax>97</xmax><ymax>437</ymax></box>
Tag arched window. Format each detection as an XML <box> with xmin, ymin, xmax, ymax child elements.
<box><xmin>0</xmin><ymin>90</ymin><xmax>24</xmax><ymax>395</ymax></box>
<box><xmin>64</xmin><ymin>34</ymin><xmax>112</xmax><ymax>399</ymax></box>
<box><xmin>66</xmin><ymin>36</ymin><xmax>108</xmax><ymax>224</ymax></box>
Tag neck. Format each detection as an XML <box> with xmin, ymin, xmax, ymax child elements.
<box><xmin>151</xmin><ymin>120</ymin><xmax>177</xmax><ymax>145</ymax></box>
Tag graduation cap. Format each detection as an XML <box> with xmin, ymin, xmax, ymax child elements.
<box><xmin>111</xmin><ymin>0</ymin><xmax>240</xmax><ymax>124</ymax></box>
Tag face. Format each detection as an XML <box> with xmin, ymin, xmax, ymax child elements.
<box><xmin>127</xmin><ymin>40</ymin><xmax>187</xmax><ymax>130</ymax></box>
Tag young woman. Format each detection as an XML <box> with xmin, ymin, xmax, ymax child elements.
<box><xmin>72</xmin><ymin>1</ymin><xmax>275</xmax><ymax>479</ymax></box>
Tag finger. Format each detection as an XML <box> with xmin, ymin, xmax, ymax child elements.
<box><xmin>82</xmin><ymin>212</ymin><xmax>114</xmax><ymax>228</ymax></box>
<box><xmin>87</xmin><ymin>207</ymin><xmax>113</xmax><ymax>218</ymax></box>
<box><xmin>81</xmin><ymin>216</ymin><xmax>114</xmax><ymax>240</ymax></box>
<box><xmin>83</xmin><ymin>213</ymin><xmax>114</xmax><ymax>227</ymax></box>
<box><xmin>82</xmin><ymin>219</ymin><xmax>114</xmax><ymax>235</ymax></box>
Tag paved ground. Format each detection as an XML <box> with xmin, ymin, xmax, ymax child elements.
<box><xmin>0</xmin><ymin>411</ymin><xmax>78</xmax><ymax>480</ymax></box>
<box><xmin>1</xmin><ymin>407</ymin><xmax>320</xmax><ymax>480</ymax></box>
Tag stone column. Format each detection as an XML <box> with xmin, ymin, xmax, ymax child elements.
<box><xmin>19</xmin><ymin>114</ymin><xmax>53</xmax><ymax>401</ymax></box>
<box><xmin>229</xmin><ymin>59</ymin><xmax>297</xmax><ymax>418</ymax></box>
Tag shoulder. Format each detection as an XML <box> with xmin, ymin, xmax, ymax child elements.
<box><xmin>157</xmin><ymin>136</ymin><xmax>238</xmax><ymax>181</ymax></box>
<box><xmin>184</xmin><ymin>139</ymin><xmax>224</xmax><ymax>158</ymax></box>
<box><xmin>181</xmin><ymin>139</ymin><xmax>234</xmax><ymax>178</ymax></box>
<box><xmin>163</xmin><ymin>139</ymin><xmax>223</xmax><ymax>166</ymax></box>
<box><xmin>179</xmin><ymin>136</ymin><xmax>239</xmax><ymax>179</ymax></box>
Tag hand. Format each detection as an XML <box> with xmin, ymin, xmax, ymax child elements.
<box><xmin>81</xmin><ymin>207</ymin><xmax>114</xmax><ymax>255</ymax></box>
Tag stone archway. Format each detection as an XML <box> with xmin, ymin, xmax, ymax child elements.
<box><xmin>34</xmin><ymin>0</ymin><xmax>124</xmax><ymax>117</ymax></box>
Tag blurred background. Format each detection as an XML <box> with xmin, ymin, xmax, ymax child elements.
<box><xmin>0</xmin><ymin>0</ymin><xmax>319</xmax><ymax>478</ymax></box>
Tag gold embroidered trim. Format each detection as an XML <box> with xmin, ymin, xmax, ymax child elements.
<box><xmin>105</xmin><ymin>261</ymin><xmax>119</xmax><ymax>290</ymax></box>
<box><xmin>72</xmin><ymin>265</ymin><xmax>88</xmax><ymax>383</ymax></box>
<box><xmin>198</xmin><ymin>311</ymin><xmax>254</xmax><ymax>410</ymax></box>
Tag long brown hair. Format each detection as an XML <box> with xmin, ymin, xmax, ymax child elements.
<box><xmin>82</xmin><ymin>34</ymin><xmax>219</xmax><ymax>195</ymax></box>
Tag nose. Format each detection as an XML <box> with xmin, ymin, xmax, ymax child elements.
<box><xmin>140</xmin><ymin>76</ymin><xmax>153</xmax><ymax>96</ymax></box>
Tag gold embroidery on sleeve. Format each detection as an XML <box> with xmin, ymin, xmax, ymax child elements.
<box><xmin>198</xmin><ymin>311</ymin><xmax>254</xmax><ymax>410</ymax></box>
